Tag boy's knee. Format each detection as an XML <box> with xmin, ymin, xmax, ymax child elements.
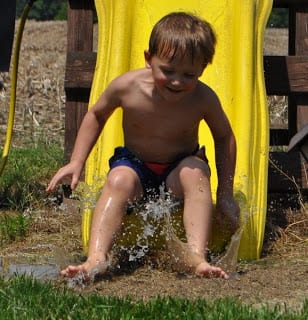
<box><xmin>107</xmin><ymin>167</ymin><xmax>142</xmax><ymax>195</ymax></box>
<box><xmin>180</xmin><ymin>167</ymin><xmax>205</xmax><ymax>185</ymax></box>
<box><xmin>167</xmin><ymin>158</ymin><xmax>210</xmax><ymax>196</ymax></box>
<box><xmin>179</xmin><ymin>159</ymin><xmax>210</xmax><ymax>182</ymax></box>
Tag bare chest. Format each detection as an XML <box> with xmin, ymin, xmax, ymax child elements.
<box><xmin>123</xmin><ymin>101</ymin><xmax>201</xmax><ymax>139</ymax></box>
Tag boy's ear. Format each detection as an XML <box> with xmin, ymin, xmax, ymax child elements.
<box><xmin>144</xmin><ymin>50</ymin><xmax>151</xmax><ymax>68</ymax></box>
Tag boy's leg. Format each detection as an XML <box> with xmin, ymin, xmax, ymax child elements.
<box><xmin>166</xmin><ymin>156</ymin><xmax>228</xmax><ymax>278</ymax></box>
<box><xmin>61</xmin><ymin>166</ymin><xmax>143</xmax><ymax>278</ymax></box>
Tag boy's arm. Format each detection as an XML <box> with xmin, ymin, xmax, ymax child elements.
<box><xmin>47</xmin><ymin>78</ymin><xmax>122</xmax><ymax>191</ymax></box>
<box><xmin>214</xmin><ymin>127</ymin><xmax>239</xmax><ymax>234</ymax></box>
<box><xmin>202</xmin><ymin>90</ymin><xmax>236</xmax><ymax>193</ymax></box>
<box><xmin>69</xmin><ymin>87</ymin><xmax>119</xmax><ymax>169</ymax></box>
<box><xmin>214</xmin><ymin>122</ymin><xmax>236</xmax><ymax>198</ymax></box>
<box><xmin>203</xmin><ymin>90</ymin><xmax>240</xmax><ymax>232</ymax></box>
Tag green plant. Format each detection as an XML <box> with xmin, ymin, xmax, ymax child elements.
<box><xmin>0</xmin><ymin>211</ymin><xmax>30</xmax><ymax>245</ymax></box>
<box><xmin>0</xmin><ymin>276</ymin><xmax>307</xmax><ymax>320</ymax></box>
<box><xmin>0</xmin><ymin>143</ymin><xmax>63</xmax><ymax>210</ymax></box>
<box><xmin>267</xmin><ymin>8</ymin><xmax>288</xmax><ymax>28</ymax></box>
<box><xmin>16</xmin><ymin>0</ymin><xmax>67</xmax><ymax>21</ymax></box>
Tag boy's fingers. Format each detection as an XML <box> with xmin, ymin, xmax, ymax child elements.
<box><xmin>70</xmin><ymin>175</ymin><xmax>79</xmax><ymax>190</ymax></box>
<box><xmin>46</xmin><ymin>170</ymin><xmax>67</xmax><ymax>192</ymax></box>
<box><xmin>46</xmin><ymin>177</ymin><xmax>60</xmax><ymax>192</ymax></box>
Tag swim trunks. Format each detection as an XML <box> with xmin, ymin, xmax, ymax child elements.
<box><xmin>109</xmin><ymin>146</ymin><xmax>209</xmax><ymax>195</ymax></box>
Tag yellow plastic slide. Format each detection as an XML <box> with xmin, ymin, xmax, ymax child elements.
<box><xmin>83</xmin><ymin>0</ymin><xmax>272</xmax><ymax>260</ymax></box>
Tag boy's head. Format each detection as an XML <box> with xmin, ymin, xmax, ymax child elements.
<box><xmin>148</xmin><ymin>12</ymin><xmax>216</xmax><ymax>67</ymax></box>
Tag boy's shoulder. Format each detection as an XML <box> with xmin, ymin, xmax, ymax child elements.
<box><xmin>196</xmin><ymin>80</ymin><xmax>219</xmax><ymax>101</ymax></box>
<box><xmin>115</xmin><ymin>68</ymin><xmax>149</xmax><ymax>83</ymax></box>
<box><xmin>109</xmin><ymin>68</ymin><xmax>152</xmax><ymax>94</ymax></box>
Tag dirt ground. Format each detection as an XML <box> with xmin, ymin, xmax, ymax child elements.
<box><xmin>1</xmin><ymin>199</ymin><xmax>307</xmax><ymax>310</ymax></box>
<box><xmin>0</xmin><ymin>21</ymin><xmax>307</xmax><ymax>309</ymax></box>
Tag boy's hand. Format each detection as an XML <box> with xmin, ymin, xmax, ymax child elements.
<box><xmin>215</xmin><ymin>195</ymin><xmax>240</xmax><ymax>236</ymax></box>
<box><xmin>46</xmin><ymin>161</ymin><xmax>83</xmax><ymax>192</ymax></box>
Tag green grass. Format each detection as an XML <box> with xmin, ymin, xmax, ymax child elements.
<box><xmin>0</xmin><ymin>276</ymin><xmax>307</xmax><ymax>320</ymax></box>
<box><xmin>0</xmin><ymin>143</ymin><xmax>63</xmax><ymax>210</ymax></box>
<box><xmin>0</xmin><ymin>143</ymin><xmax>62</xmax><ymax>244</ymax></box>
<box><xmin>0</xmin><ymin>212</ymin><xmax>30</xmax><ymax>245</ymax></box>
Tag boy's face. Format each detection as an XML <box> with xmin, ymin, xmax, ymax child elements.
<box><xmin>145</xmin><ymin>51</ymin><xmax>205</xmax><ymax>102</ymax></box>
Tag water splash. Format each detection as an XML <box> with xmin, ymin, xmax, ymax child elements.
<box><xmin>216</xmin><ymin>226</ymin><xmax>244</xmax><ymax>270</ymax></box>
<box><xmin>66</xmin><ymin>259</ymin><xmax>111</xmax><ymax>288</ymax></box>
<box><xmin>119</xmin><ymin>185</ymin><xmax>181</xmax><ymax>262</ymax></box>
<box><xmin>75</xmin><ymin>179</ymin><xmax>256</xmax><ymax>275</ymax></box>
<box><xmin>117</xmin><ymin>186</ymin><xmax>248</xmax><ymax>276</ymax></box>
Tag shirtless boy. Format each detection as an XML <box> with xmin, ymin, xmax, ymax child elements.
<box><xmin>47</xmin><ymin>12</ymin><xmax>239</xmax><ymax>280</ymax></box>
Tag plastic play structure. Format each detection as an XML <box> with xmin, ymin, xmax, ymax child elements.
<box><xmin>0</xmin><ymin>0</ymin><xmax>272</xmax><ymax>261</ymax></box>
<box><xmin>81</xmin><ymin>0</ymin><xmax>273</xmax><ymax>260</ymax></box>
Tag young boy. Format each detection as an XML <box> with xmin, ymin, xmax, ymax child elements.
<box><xmin>47</xmin><ymin>12</ymin><xmax>239</xmax><ymax>280</ymax></box>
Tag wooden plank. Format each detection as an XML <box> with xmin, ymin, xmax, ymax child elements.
<box><xmin>274</xmin><ymin>0</ymin><xmax>308</xmax><ymax>7</ymax></box>
<box><xmin>294</xmin><ymin>9</ymin><xmax>308</xmax><ymax>190</ymax></box>
<box><xmin>64</xmin><ymin>100</ymin><xmax>88</xmax><ymax>162</ymax></box>
<box><xmin>295</xmin><ymin>8</ymin><xmax>308</xmax><ymax>55</ymax></box>
<box><xmin>64</xmin><ymin>0</ymin><xmax>95</xmax><ymax>165</ymax></box>
<box><xmin>65</xmin><ymin>51</ymin><xmax>96</xmax><ymax>89</ymax></box>
<box><xmin>288</xmin><ymin>95</ymin><xmax>298</xmax><ymax>138</ymax></box>
<box><xmin>264</xmin><ymin>56</ymin><xmax>308</xmax><ymax>94</ymax></box>
<box><xmin>288</xmin><ymin>123</ymin><xmax>308</xmax><ymax>151</ymax></box>
<box><xmin>293</xmin><ymin>8</ymin><xmax>308</xmax><ymax>188</ymax></box>
<box><xmin>295</xmin><ymin>106</ymin><xmax>308</xmax><ymax>189</ymax></box>
<box><xmin>67</xmin><ymin>0</ymin><xmax>94</xmax><ymax>52</ymax></box>
<box><xmin>297</xmin><ymin>105</ymin><xmax>308</xmax><ymax>129</ymax></box>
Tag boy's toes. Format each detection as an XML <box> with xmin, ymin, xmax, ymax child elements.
<box><xmin>195</xmin><ymin>262</ymin><xmax>229</xmax><ymax>279</ymax></box>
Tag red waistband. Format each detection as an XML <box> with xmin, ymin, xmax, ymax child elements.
<box><xmin>144</xmin><ymin>162</ymin><xmax>171</xmax><ymax>175</ymax></box>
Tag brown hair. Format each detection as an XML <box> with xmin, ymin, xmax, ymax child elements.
<box><xmin>148</xmin><ymin>12</ymin><xmax>216</xmax><ymax>66</ymax></box>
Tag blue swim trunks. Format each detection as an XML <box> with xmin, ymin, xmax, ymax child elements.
<box><xmin>109</xmin><ymin>146</ymin><xmax>208</xmax><ymax>195</ymax></box>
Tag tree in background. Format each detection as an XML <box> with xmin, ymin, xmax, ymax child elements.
<box><xmin>16</xmin><ymin>1</ymin><xmax>288</xmax><ymax>27</ymax></box>
<box><xmin>16</xmin><ymin>0</ymin><xmax>67</xmax><ymax>21</ymax></box>
<box><xmin>267</xmin><ymin>8</ymin><xmax>288</xmax><ymax>28</ymax></box>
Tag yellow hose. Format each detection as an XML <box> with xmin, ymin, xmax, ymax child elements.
<box><xmin>0</xmin><ymin>0</ymin><xmax>35</xmax><ymax>177</ymax></box>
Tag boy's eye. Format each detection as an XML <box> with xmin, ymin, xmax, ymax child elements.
<box><xmin>161</xmin><ymin>68</ymin><xmax>173</xmax><ymax>74</ymax></box>
<box><xmin>185</xmin><ymin>73</ymin><xmax>196</xmax><ymax>78</ymax></box>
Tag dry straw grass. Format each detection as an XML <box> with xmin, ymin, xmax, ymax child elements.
<box><xmin>266</xmin><ymin>206</ymin><xmax>308</xmax><ymax>260</ymax></box>
<box><xmin>0</xmin><ymin>21</ymin><xmax>67</xmax><ymax>147</ymax></box>
<box><xmin>264</xmin><ymin>155</ymin><xmax>308</xmax><ymax>256</ymax></box>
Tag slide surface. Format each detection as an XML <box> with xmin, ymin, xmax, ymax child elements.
<box><xmin>83</xmin><ymin>0</ymin><xmax>272</xmax><ymax>260</ymax></box>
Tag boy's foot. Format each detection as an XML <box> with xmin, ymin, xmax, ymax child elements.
<box><xmin>195</xmin><ymin>261</ymin><xmax>229</xmax><ymax>279</ymax></box>
<box><xmin>61</xmin><ymin>264</ymin><xmax>89</xmax><ymax>278</ymax></box>
<box><xmin>166</xmin><ymin>234</ymin><xmax>229</xmax><ymax>279</ymax></box>
<box><xmin>60</xmin><ymin>260</ymin><xmax>109</xmax><ymax>281</ymax></box>
<box><xmin>177</xmin><ymin>254</ymin><xmax>229</xmax><ymax>279</ymax></box>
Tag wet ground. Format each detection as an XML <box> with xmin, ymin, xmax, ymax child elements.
<box><xmin>1</xmin><ymin>198</ymin><xmax>307</xmax><ymax>310</ymax></box>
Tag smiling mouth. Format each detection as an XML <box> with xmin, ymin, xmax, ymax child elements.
<box><xmin>166</xmin><ymin>87</ymin><xmax>183</xmax><ymax>93</ymax></box>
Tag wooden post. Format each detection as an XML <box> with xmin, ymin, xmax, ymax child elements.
<box><xmin>293</xmin><ymin>6</ymin><xmax>308</xmax><ymax>188</ymax></box>
<box><xmin>267</xmin><ymin>1</ymin><xmax>308</xmax><ymax>191</ymax></box>
<box><xmin>64</xmin><ymin>0</ymin><xmax>95</xmax><ymax>163</ymax></box>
